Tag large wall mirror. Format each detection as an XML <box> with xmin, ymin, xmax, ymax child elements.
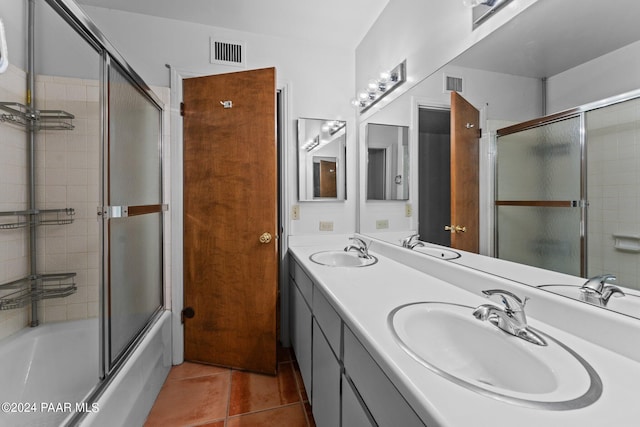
<box><xmin>297</xmin><ymin>118</ymin><xmax>347</xmax><ymax>201</ymax></box>
<box><xmin>358</xmin><ymin>0</ymin><xmax>640</xmax><ymax>320</ymax></box>
<box><xmin>366</xmin><ymin>123</ymin><xmax>409</xmax><ymax>201</ymax></box>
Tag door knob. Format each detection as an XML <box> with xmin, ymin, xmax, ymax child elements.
<box><xmin>445</xmin><ymin>225</ymin><xmax>466</xmax><ymax>234</ymax></box>
<box><xmin>259</xmin><ymin>232</ymin><xmax>273</xmax><ymax>243</ymax></box>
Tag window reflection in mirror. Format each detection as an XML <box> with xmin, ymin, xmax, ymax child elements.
<box><xmin>297</xmin><ymin>118</ymin><xmax>346</xmax><ymax>201</ymax></box>
<box><xmin>366</xmin><ymin>123</ymin><xmax>409</xmax><ymax>201</ymax></box>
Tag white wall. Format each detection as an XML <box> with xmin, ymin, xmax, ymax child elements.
<box><xmin>81</xmin><ymin>6</ymin><xmax>358</xmax><ymax>237</ymax></box>
<box><xmin>547</xmin><ymin>39</ymin><xmax>640</xmax><ymax>113</ymax></box>
<box><xmin>355</xmin><ymin>0</ymin><xmax>539</xmax><ymax>113</ymax></box>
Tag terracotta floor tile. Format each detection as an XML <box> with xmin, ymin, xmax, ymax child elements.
<box><xmin>168</xmin><ymin>361</ymin><xmax>229</xmax><ymax>382</ymax></box>
<box><xmin>193</xmin><ymin>421</ymin><xmax>225</xmax><ymax>427</ymax></box>
<box><xmin>144</xmin><ymin>373</ymin><xmax>230</xmax><ymax>426</ymax></box>
<box><xmin>227</xmin><ymin>403</ymin><xmax>308</xmax><ymax>427</ymax></box>
<box><xmin>229</xmin><ymin>362</ymin><xmax>300</xmax><ymax>416</ymax></box>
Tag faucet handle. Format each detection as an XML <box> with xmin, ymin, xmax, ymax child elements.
<box><xmin>601</xmin><ymin>284</ymin><xmax>625</xmax><ymax>304</ymax></box>
<box><xmin>401</xmin><ymin>233</ymin><xmax>420</xmax><ymax>248</ymax></box>
<box><xmin>349</xmin><ymin>236</ymin><xmax>368</xmax><ymax>249</ymax></box>
<box><xmin>481</xmin><ymin>289</ymin><xmax>527</xmax><ymax>312</ymax></box>
<box><xmin>581</xmin><ymin>274</ymin><xmax>616</xmax><ymax>294</ymax></box>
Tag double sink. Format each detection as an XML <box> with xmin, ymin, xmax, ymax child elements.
<box><xmin>308</xmin><ymin>241</ymin><xmax>603</xmax><ymax>410</ymax></box>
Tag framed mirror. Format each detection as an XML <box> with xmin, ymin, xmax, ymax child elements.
<box><xmin>366</xmin><ymin>123</ymin><xmax>409</xmax><ymax>201</ymax></box>
<box><xmin>357</xmin><ymin>0</ymin><xmax>640</xmax><ymax>320</ymax></box>
<box><xmin>297</xmin><ymin>118</ymin><xmax>347</xmax><ymax>201</ymax></box>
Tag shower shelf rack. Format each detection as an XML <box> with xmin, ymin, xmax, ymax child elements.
<box><xmin>0</xmin><ymin>208</ymin><xmax>75</xmax><ymax>230</ymax></box>
<box><xmin>0</xmin><ymin>101</ymin><xmax>75</xmax><ymax>130</ymax></box>
<box><xmin>0</xmin><ymin>273</ymin><xmax>77</xmax><ymax>311</ymax></box>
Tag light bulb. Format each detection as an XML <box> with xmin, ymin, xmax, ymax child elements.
<box><xmin>462</xmin><ymin>0</ymin><xmax>484</xmax><ymax>7</ymax></box>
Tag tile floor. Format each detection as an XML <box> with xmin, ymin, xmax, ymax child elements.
<box><xmin>144</xmin><ymin>347</ymin><xmax>316</xmax><ymax>426</ymax></box>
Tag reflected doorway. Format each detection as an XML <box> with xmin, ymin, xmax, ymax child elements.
<box><xmin>418</xmin><ymin>108</ymin><xmax>451</xmax><ymax>247</ymax></box>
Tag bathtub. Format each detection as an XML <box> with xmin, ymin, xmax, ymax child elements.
<box><xmin>0</xmin><ymin>311</ymin><xmax>172</xmax><ymax>427</ymax></box>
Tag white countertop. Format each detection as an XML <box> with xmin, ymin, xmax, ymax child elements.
<box><xmin>289</xmin><ymin>235</ymin><xmax>640</xmax><ymax>427</ymax></box>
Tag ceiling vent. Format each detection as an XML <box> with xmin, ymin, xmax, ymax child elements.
<box><xmin>210</xmin><ymin>38</ymin><xmax>246</xmax><ymax>67</ymax></box>
<box><xmin>444</xmin><ymin>75</ymin><xmax>463</xmax><ymax>93</ymax></box>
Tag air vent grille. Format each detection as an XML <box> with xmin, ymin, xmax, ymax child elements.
<box><xmin>444</xmin><ymin>75</ymin><xmax>463</xmax><ymax>93</ymax></box>
<box><xmin>210</xmin><ymin>38</ymin><xmax>246</xmax><ymax>67</ymax></box>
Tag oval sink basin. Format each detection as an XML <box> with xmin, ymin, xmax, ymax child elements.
<box><xmin>413</xmin><ymin>245</ymin><xmax>460</xmax><ymax>260</ymax></box>
<box><xmin>309</xmin><ymin>250</ymin><xmax>378</xmax><ymax>267</ymax></box>
<box><xmin>388</xmin><ymin>302</ymin><xmax>601</xmax><ymax>409</ymax></box>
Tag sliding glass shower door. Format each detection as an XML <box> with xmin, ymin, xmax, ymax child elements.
<box><xmin>495</xmin><ymin>115</ymin><xmax>584</xmax><ymax>276</ymax></box>
<box><xmin>102</xmin><ymin>60</ymin><xmax>164</xmax><ymax>371</ymax></box>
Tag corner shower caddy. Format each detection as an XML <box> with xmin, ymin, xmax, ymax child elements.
<box><xmin>0</xmin><ymin>100</ymin><xmax>77</xmax><ymax>318</ymax></box>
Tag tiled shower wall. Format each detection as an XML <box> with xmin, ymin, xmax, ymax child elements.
<box><xmin>587</xmin><ymin>98</ymin><xmax>640</xmax><ymax>291</ymax></box>
<box><xmin>1</xmin><ymin>64</ymin><xmax>169</xmax><ymax>339</ymax></box>
<box><xmin>0</xmin><ymin>65</ymin><xmax>100</xmax><ymax>339</ymax></box>
<box><xmin>0</xmin><ymin>64</ymin><xmax>30</xmax><ymax>338</ymax></box>
<box><xmin>34</xmin><ymin>73</ymin><xmax>101</xmax><ymax>324</ymax></box>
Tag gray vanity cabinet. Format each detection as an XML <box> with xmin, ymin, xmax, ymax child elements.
<box><xmin>343</xmin><ymin>327</ymin><xmax>425</xmax><ymax>427</ymax></box>
<box><xmin>289</xmin><ymin>263</ymin><xmax>313</xmax><ymax>395</ymax></box>
<box><xmin>342</xmin><ymin>374</ymin><xmax>375</xmax><ymax>427</ymax></box>
<box><xmin>312</xmin><ymin>320</ymin><xmax>341</xmax><ymax>427</ymax></box>
<box><xmin>289</xmin><ymin>256</ymin><xmax>424</xmax><ymax>427</ymax></box>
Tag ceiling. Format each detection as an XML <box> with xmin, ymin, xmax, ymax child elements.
<box><xmin>452</xmin><ymin>0</ymin><xmax>640</xmax><ymax>78</ymax></box>
<box><xmin>76</xmin><ymin>0</ymin><xmax>390</xmax><ymax>49</ymax></box>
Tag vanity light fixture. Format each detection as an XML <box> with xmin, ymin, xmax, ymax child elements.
<box><xmin>352</xmin><ymin>60</ymin><xmax>406</xmax><ymax>113</ymax></box>
<box><xmin>463</xmin><ymin>0</ymin><xmax>498</xmax><ymax>6</ymax></box>
<box><xmin>463</xmin><ymin>0</ymin><xmax>514</xmax><ymax>28</ymax></box>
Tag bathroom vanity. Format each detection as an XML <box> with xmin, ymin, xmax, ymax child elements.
<box><xmin>288</xmin><ymin>235</ymin><xmax>640</xmax><ymax>427</ymax></box>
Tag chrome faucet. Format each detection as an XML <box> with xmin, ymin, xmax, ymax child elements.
<box><xmin>401</xmin><ymin>233</ymin><xmax>425</xmax><ymax>249</ymax></box>
<box><xmin>472</xmin><ymin>289</ymin><xmax>547</xmax><ymax>346</ymax></box>
<box><xmin>580</xmin><ymin>274</ymin><xmax>625</xmax><ymax>305</ymax></box>
<box><xmin>344</xmin><ymin>237</ymin><xmax>372</xmax><ymax>259</ymax></box>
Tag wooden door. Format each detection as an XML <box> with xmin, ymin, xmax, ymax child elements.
<box><xmin>183</xmin><ymin>68</ymin><xmax>278</xmax><ymax>374</ymax></box>
<box><xmin>450</xmin><ymin>91</ymin><xmax>480</xmax><ymax>253</ymax></box>
<box><xmin>319</xmin><ymin>160</ymin><xmax>337</xmax><ymax>197</ymax></box>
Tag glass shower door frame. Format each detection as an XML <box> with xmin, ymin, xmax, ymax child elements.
<box><xmin>495</xmin><ymin>110</ymin><xmax>588</xmax><ymax>276</ymax></box>
<box><xmin>99</xmin><ymin>54</ymin><xmax>166</xmax><ymax>378</ymax></box>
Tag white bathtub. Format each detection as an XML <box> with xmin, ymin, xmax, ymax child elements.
<box><xmin>0</xmin><ymin>311</ymin><xmax>172</xmax><ymax>427</ymax></box>
<box><xmin>0</xmin><ymin>318</ymin><xmax>98</xmax><ymax>427</ymax></box>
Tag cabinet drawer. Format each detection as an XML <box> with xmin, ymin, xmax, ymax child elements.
<box><xmin>312</xmin><ymin>288</ymin><xmax>341</xmax><ymax>357</ymax></box>
<box><xmin>290</xmin><ymin>279</ymin><xmax>313</xmax><ymax>396</ymax></box>
<box><xmin>342</xmin><ymin>374</ymin><xmax>376</xmax><ymax>427</ymax></box>
<box><xmin>343</xmin><ymin>327</ymin><xmax>424</xmax><ymax>427</ymax></box>
<box><xmin>312</xmin><ymin>320</ymin><xmax>341</xmax><ymax>427</ymax></box>
<box><xmin>290</xmin><ymin>257</ymin><xmax>313</xmax><ymax>306</ymax></box>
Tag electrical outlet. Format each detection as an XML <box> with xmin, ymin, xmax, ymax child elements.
<box><xmin>376</xmin><ymin>219</ymin><xmax>389</xmax><ymax>229</ymax></box>
<box><xmin>319</xmin><ymin>221</ymin><xmax>334</xmax><ymax>232</ymax></box>
<box><xmin>405</xmin><ymin>203</ymin><xmax>412</xmax><ymax>217</ymax></box>
<box><xmin>291</xmin><ymin>204</ymin><xmax>300</xmax><ymax>220</ymax></box>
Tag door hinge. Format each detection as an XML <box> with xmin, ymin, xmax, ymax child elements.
<box><xmin>181</xmin><ymin>306</ymin><xmax>195</xmax><ymax>324</ymax></box>
<box><xmin>180</xmin><ymin>102</ymin><xmax>185</xmax><ymax>116</ymax></box>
